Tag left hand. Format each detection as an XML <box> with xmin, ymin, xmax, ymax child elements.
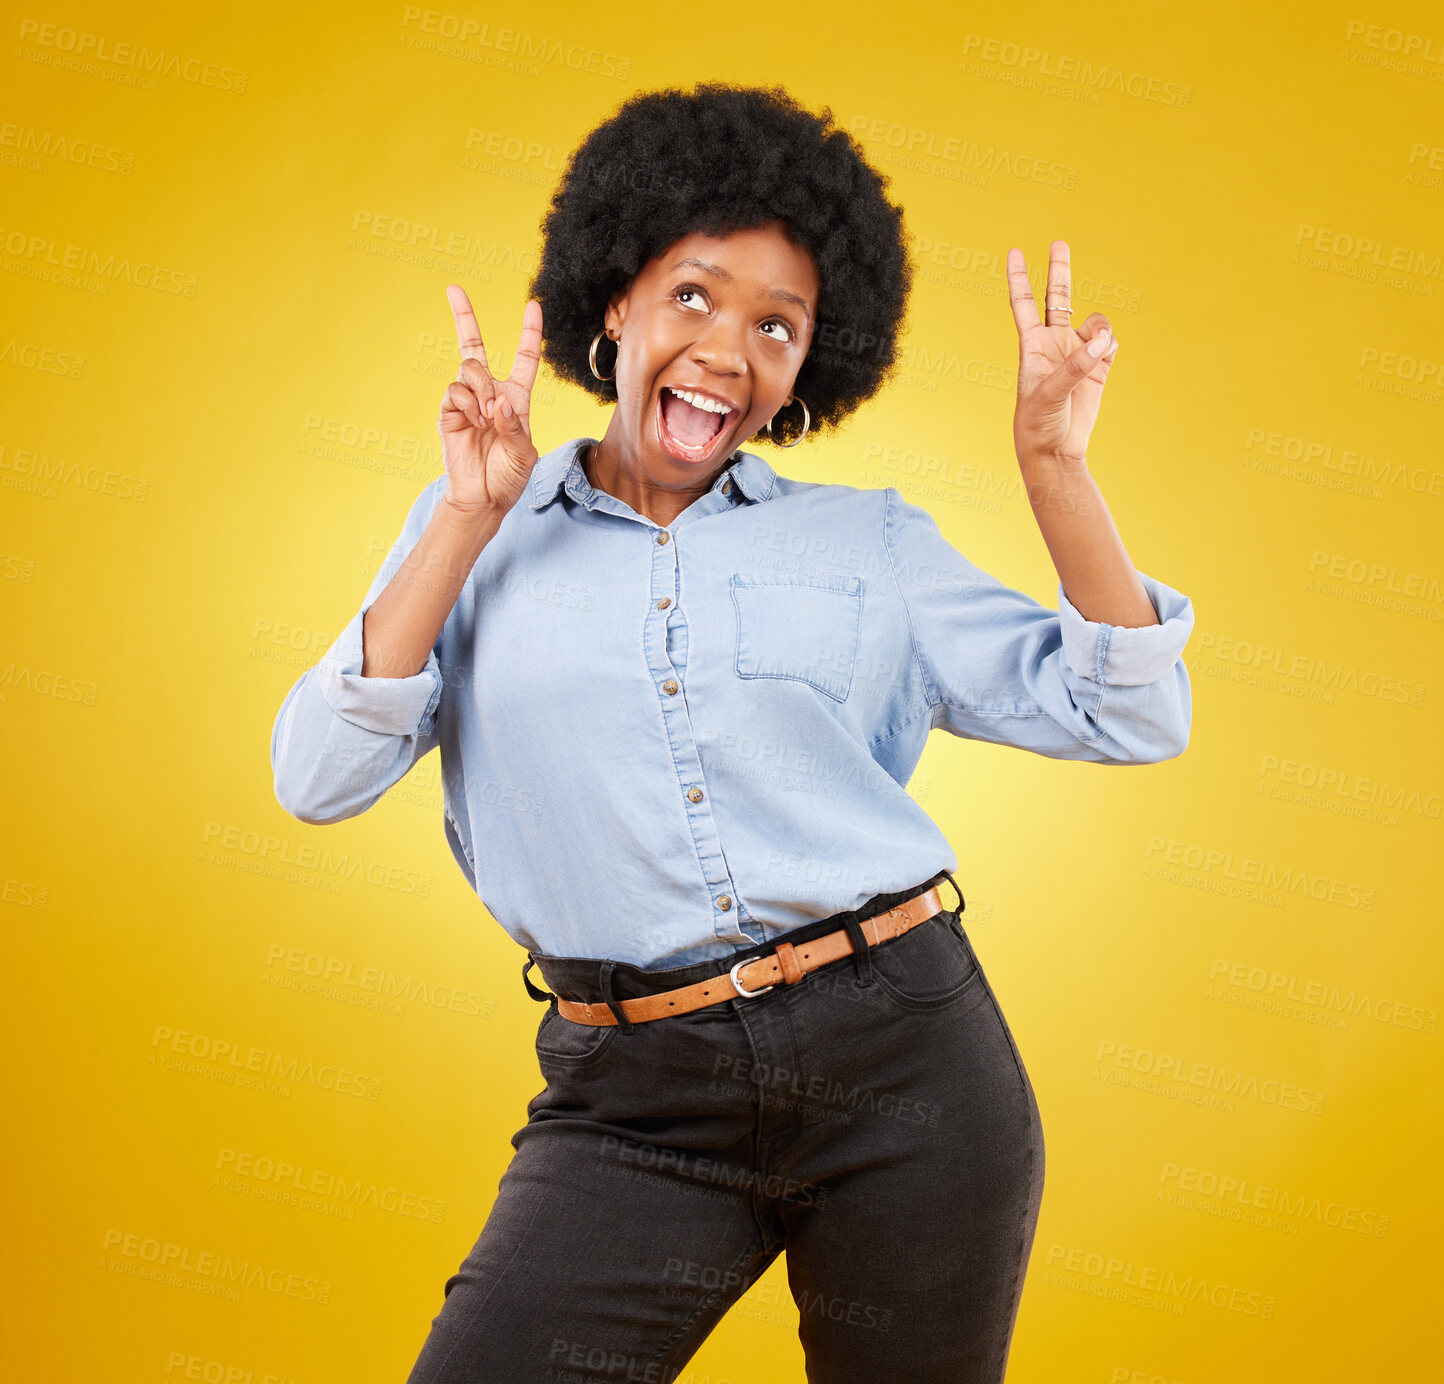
<box><xmin>1007</xmin><ymin>240</ymin><xmax>1120</xmax><ymax>468</ymax></box>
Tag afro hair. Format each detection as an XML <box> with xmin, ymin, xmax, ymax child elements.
<box><xmin>526</xmin><ymin>82</ymin><xmax>914</xmax><ymax>446</ymax></box>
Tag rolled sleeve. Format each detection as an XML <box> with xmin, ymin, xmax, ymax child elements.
<box><xmin>884</xmin><ymin>486</ymin><xmax>1193</xmax><ymax>764</ymax></box>
<box><xmin>318</xmin><ymin>603</ymin><xmax>444</xmax><ymax>736</ymax></box>
<box><xmin>270</xmin><ymin>473</ymin><xmax>451</xmax><ymax>824</ymax></box>
<box><xmin>1058</xmin><ymin>574</ymin><xmax>1196</xmax><ymax>687</ymax></box>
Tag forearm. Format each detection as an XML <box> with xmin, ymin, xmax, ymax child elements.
<box><xmin>1019</xmin><ymin>457</ymin><xmax>1159</xmax><ymax>628</ymax></box>
<box><xmin>362</xmin><ymin>501</ymin><xmax>500</xmax><ymax>678</ymax></box>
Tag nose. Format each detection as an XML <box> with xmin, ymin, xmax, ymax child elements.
<box><xmin>689</xmin><ymin>313</ymin><xmax>748</xmax><ymax>378</ymax></box>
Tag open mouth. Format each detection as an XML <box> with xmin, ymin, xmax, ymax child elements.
<box><xmin>656</xmin><ymin>385</ymin><xmax>736</xmax><ymax>465</ymax></box>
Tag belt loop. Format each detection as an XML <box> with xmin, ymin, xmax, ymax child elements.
<box><xmin>939</xmin><ymin>870</ymin><xmax>966</xmax><ymax>921</ymax></box>
<box><xmin>522</xmin><ymin>954</ymin><xmax>555</xmax><ymax>1003</ymax></box>
<box><xmin>843</xmin><ymin>916</ymin><xmax>874</xmax><ymax>986</ymax></box>
<box><xmin>598</xmin><ymin>959</ymin><xmax>635</xmax><ymax>1034</ymax></box>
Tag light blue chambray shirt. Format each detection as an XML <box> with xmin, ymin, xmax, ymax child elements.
<box><xmin>271</xmin><ymin>436</ymin><xmax>1195</xmax><ymax>969</ymax></box>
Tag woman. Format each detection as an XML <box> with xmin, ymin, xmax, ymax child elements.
<box><xmin>271</xmin><ymin>83</ymin><xmax>1194</xmax><ymax>1383</ymax></box>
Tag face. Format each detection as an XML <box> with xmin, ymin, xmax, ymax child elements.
<box><xmin>602</xmin><ymin>220</ymin><xmax>820</xmax><ymax>484</ymax></box>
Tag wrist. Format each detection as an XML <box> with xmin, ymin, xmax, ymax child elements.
<box><xmin>1016</xmin><ymin>452</ymin><xmax>1100</xmax><ymax>521</ymax></box>
<box><xmin>1016</xmin><ymin>445</ymin><xmax>1086</xmax><ymax>477</ymax></box>
<box><xmin>435</xmin><ymin>496</ymin><xmax>502</xmax><ymax>545</ymax></box>
<box><xmin>426</xmin><ymin>499</ymin><xmax>501</xmax><ymax>580</ymax></box>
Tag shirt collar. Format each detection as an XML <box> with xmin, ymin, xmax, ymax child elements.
<box><xmin>528</xmin><ymin>437</ymin><xmax>777</xmax><ymax>511</ymax></box>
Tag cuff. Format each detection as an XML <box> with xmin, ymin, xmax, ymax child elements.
<box><xmin>1058</xmin><ymin>573</ymin><xmax>1195</xmax><ymax>686</ymax></box>
<box><xmin>317</xmin><ymin>605</ymin><xmax>443</xmax><ymax>735</ymax></box>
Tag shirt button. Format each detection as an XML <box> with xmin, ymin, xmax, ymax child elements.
<box><xmin>663</xmin><ymin>679</ymin><xmax>679</xmax><ymax>695</ymax></box>
<box><xmin>687</xmin><ymin>787</ymin><xmax>704</xmax><ymax>803</ymax></box>
<box><xmin>656</xmin><ymin>531</ymin><xmax>670</xmax><ymax>545</ymax></box>
<box><xmin>657</xmin><ymin>597</ymin><xmax>671</xmax><ymax>610</ymax></box>
<box><xmin>716</xmin><ymin>894</ymin><xmax>732</xmax><ymax>911</ymax></box>
<box><xmin>721</xmin><ymin>479</ymin><xmax>732</xmax><ymax>494</ymax></box>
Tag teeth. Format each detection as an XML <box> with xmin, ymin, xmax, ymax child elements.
<box><xmin>666</xmin><ymin>386</ymin><xmax>731</xmax><ymax>415</ymax></box>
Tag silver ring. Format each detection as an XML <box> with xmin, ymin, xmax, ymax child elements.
<box><xmin>729</xmin><ymin>958</ymin><xmax>775</xmax><ymax>998</ymax></box>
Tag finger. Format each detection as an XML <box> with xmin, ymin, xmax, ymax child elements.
<box><xmin>446</xmin><ymin>284</ymin><xmax>489</xmax><ymax>370</ymax></box>
<box><xmin>441</xmin><ymin>380</ymin><xmax>483</xmax><ymax>431</ymax></box>
<box><xmin>505</xmin><ymin>299</ymin><xmax>544</xmax><ymax>394</ymax></box>
<box><xmin>1045</xmin><ymin>240</ymin><xmax>1071</xmax><ymax>328</ymax></box>
<box><xmin>1040</xmin><ymin>330</ymin><xmax>1112</xmax><ymax>402</ymax></box>
<box><xmin>492</xmin><ymin>393</ymin><xmax>537</xmax><ymax>462</ymax></box>
<box><xmin>493</xmin><ymin>391</ymin><xmax>519</xmax><ymax>432</ymax></box>
<box><xmin>1076</xmin><ymin>312</ymin><xmax>1118</xmax><ymax>369</ymax></box>
<box><xmin>458</xmin><ymin>355</ymin><xmax>498</xmax><ymax>414</ymax></box>
<box><xmin>1006</xmin><ymin>248</ymin><xmax>1041</xmax><ymax>334</ymax></box>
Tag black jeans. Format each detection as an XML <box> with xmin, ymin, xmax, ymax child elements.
<box><xmin>405</xmin><ymin>872</ymin><xmax>1045</xmax><ymax>1383</ymax></box>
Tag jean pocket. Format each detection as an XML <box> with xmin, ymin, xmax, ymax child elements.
<box><xmin>535</xmin><ymin>1004</ymin><xmax>620</xmax><ymax>1066</ymax></box>
<box><xmin>864</xmin><ymin>912</ymin><xmax>980</xmax><ymax>1010</ymax></box>
<box><xmin>731</xmin><ymin>573</ymin><xmax>863</xmax><ymax>703</ymax></box>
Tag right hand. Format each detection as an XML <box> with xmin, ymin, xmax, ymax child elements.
<box><xmin>438</xmin><ymin>286</ymin><xmax>543</xmax><ymax>522</ymax></box>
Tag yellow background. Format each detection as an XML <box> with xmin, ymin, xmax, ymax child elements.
<box><xmin>4</xmin><ymin>2</ymin><xmax>1441</xmax><ymax>1379</ymax></box>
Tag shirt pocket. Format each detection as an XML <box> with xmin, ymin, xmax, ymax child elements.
<box><xmin>731</xmin><ymin>573</ymin><xmax>863</xmax><ymax>703</ymax></box>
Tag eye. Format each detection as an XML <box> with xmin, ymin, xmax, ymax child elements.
<box><xmin>671</xmin><ymin>284</ymin><xmax>797</xmax><ymax>344</ymax></box>
<box><xmin>673</xmin><ymin>284</ymin><xmax>709</xmax><ymax>312</ymax></box>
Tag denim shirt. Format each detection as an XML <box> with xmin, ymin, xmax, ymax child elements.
<box><xmin>271</xmin><ymin>436</ymin><xmax>1195</xmax><ymax>969</ymax></box>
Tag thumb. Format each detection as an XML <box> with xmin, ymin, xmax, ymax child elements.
<box><xmin>1042</xmin><ymin>330</ymin><xmax>1111</xmax><ymax>403</ymax></box>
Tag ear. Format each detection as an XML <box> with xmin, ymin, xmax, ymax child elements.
<box><xmin>603</xmin><ymin>287</ymin><xmax>629</xmax><ymax>340</ymax></box>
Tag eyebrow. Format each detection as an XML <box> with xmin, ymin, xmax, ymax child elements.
<box><xmin>668</xmin><ymin>257</ymin><xmax>812</xmax><ymax>325</ymax></box>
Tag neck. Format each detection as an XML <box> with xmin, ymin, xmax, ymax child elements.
<box><xmin>584</xmin><ymin>425</ymin><xmax>731</xmax><ymax>528</ymax></box>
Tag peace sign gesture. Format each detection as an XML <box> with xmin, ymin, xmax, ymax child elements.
<box><xmin>438</xmin><ymin>286</ymin><xmax>544</xmax><ymax>521</ymax></box>
<box><xmin>1007</xmin><ymin>240</ymin><xmax>1120</xmax><ymax>468</ymax></box>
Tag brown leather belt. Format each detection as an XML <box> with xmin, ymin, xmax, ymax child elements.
<box><xmin>555</xmin><ymin>885</ymin><xmax>946</xmax><ymax>1027</ymax></box>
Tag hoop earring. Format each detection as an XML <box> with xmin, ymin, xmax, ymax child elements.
<box><xmin>763</xmin><ymin>396</ymin><xmax>809</xmax><ymax>448</ymax></box>
<box><xmin>589</xmin><ymin>330</ymin><xmax>617</xmax><ymax>382</ymax></box>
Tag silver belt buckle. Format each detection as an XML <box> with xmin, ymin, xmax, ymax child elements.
<box><xmin>729</xmin><ymin>957</ymin><xmax>776</xmax><ymax>998</ymax></box>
